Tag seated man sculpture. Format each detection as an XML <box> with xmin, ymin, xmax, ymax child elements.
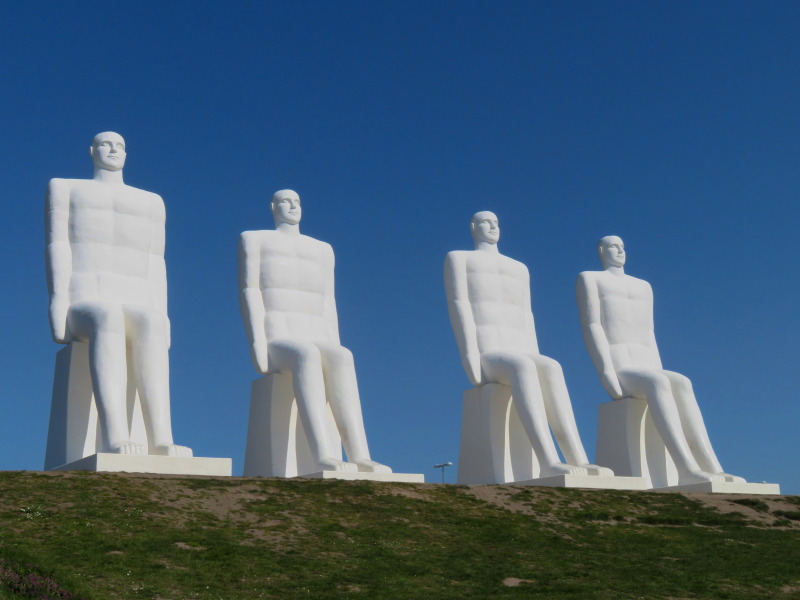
<box><xmin>577</xmin><ymin>235</ymin><xmax>743</xmax><ymax>485</ymax></box>
<box><xmin>444</xmin><ymin>211</ymin><xmax>611</xmax><ymax>479</ymax></box>
<box><xmin>45</xmin><ymin>131</ymin><xmax>191</xmax><ymax>458</ymax></box>
<box><xmin>238</xmin><ymin>189</ymin><xmax>390</xmax><ymax>473</ymax></box>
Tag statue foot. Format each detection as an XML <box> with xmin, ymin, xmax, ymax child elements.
<box><xmin>111</xmin><ymin>441</ymin><xmax>147</xmax><ymax>455</ymax></box>
<box><xmin>678</xmin><ymin>470</ymin><xmax>726</xmax><ymax>485</ymax></box>
<box><xmin>353</xmin><ymin>459</ymin><xmax>392</xmax><ymax>474</ymax></box>
<box><xmin>719</xmin><ymin>472</ymin><xmax>747</xmax><ymax>484</ymax></box>
<box><xmin>152</xmin><ymin>444</ymin><xmax>193</xmax><ymax>458</ymax></box>
<box><xmin>318</xmin><ymin>458</ymin><xmax>358</xmax><ymax>473</ymax></box>
<box><xmin>540</xmin><ymin>462</ymin><xmax>588</xmax><ymax>477</ymax></box>
<box><xmin>579</xmin><ymin>463</ymin><xmax>614</xmax><ymax>477</ymax></box>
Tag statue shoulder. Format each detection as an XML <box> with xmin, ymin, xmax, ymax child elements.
<box><xmin>445</xmin><ymin>249</ymin><xmax>470</xmax><ymax>266</ymax></box>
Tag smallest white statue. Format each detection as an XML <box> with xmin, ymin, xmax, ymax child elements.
<box><xmin>445</xmin><ymin>211</ymin><xmax>612</xmax><ymax>483</ymax></box>
<box><xmin>577</xmin><ymin>236</ymin><xmax>745</xmax><ymax>486</ymax></box>
<box><xmin>239</xmin><ymin>189</ymin><xmax>391</xmax><ymax>475</ymax></box>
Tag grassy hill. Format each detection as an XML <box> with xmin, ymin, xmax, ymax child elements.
<box><xmin>0</xmin><ymin>471</ymin><xmax>798</xmax><ymax>599</ymax></box>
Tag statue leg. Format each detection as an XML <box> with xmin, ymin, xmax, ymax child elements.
<box><xmin>269</xmin><ymin>341</ymin><xmax>356</xmax><ymax>472</ymax></box>
<box><xmin>481</xmin><ymin>353</ymin><xmax>587</xmax><ymax>477</ymax></box>
<box><xmin>319</xmin><ymin>344</ymin><xmax>390</xmax><ymax>473</ymax></box>
<box><xmin>533</xmin><ymin>355</ymin><xmax>613</xmax><ymax>476</ymax></box>
<box><xmin>67</xmin><ymin>302</ymin><xmax>143</xmax><ymax>455</ymax></box>
<box><xmin>617</xmin><ymin>369</ymin><xmax>724</xmax><ymax>484</ymax></box>
<box><xmin>662</xmin><ymin>371</ymin><xmax>743</xmax><ymax>482</ymax></box>
<box><xmin>125</xmin><ymin>306</ymin><xmax>191</xmax><ymax>457</ymax></box>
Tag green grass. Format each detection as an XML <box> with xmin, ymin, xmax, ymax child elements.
<box><xmin>0</xmin><ymin>472</ymin><xmax>797</xmax><ymax>599</ymax></box>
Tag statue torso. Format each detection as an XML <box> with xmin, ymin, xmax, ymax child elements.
<box><xmin>253</xmin><ymin>230</ymin><xmax>336</xmax><ymax>343</ymax></box>
<box><xmin>60</xmin><ymin>179</ymin><xmax>165</xmax><ymax>308</ymax></box>
<box><xmin>591</xmin><ymin>270</ymin><xmax>662</xmax><ymax>370</ymax></box>
<box><xmin>457</xmin><ymin>250</ymin><xmax>537</xmax><ymax>355</ymax></box>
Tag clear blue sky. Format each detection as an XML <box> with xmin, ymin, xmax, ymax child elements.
<box><xmin>1</xmin><ymin>2</ymin><xmax>798</xmax><ymax>492</ymax></box>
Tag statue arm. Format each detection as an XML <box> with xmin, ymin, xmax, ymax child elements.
<box><xmin>323</xmin><ymin>251</ymin><xmax>341</xmax><ymax>345</ymax></box>
<box><xmin>45</xmin><ymin>179</ymin><xmax>72</xmax><ymax>344</ymax></box>
<box><xmin>576</xmin><ymin>273</ymin><xmax>623</xmax><ymax>398</ymax></box>
<box><xmin>151</xmin><ymin>196</ymin><xmax>170</xmax><ymax>348</ymax></box>
<box><xmin>521</xmin><ymin>267</ymin><xmax>540</xmax><ymax>354</ymax></box>
<box><xmin>238</xmin><ymin>233</ymin><xmax>269</xmax><ymax>373</ymax></box>
<box><xmin>444</xmin><ymin>253</ymin><xmax>482</xmax><ymax>386</ymax></box>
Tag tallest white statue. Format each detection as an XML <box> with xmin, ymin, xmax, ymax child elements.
<box><xmin>45</xmin><ymin>132</ymin><xmax>191</xmax><ymax>459</ymax></box>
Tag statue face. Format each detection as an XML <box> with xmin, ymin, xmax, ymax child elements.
<box><xmin>272</xmin><ymin>190</ymin><xmax>302</xmax><ymax>226</ymax></box>
<box><xmin>471</xmin><ymin>211</ymin><xmax>500</xmax><ymax>245</ymax></box>
<box><xmin>90</xmin><ymin>132</ymin><xmax>126</xmax><ymax>171</ymax></box>
<box><xmin>600</xmin><ymin>236</ymin><xmax>626</xmax><ymax>268</ymax></box>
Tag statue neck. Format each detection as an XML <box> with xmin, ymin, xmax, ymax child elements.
<box><xmin>275</xmin><ymin>222</ymin><xmax>301</xmax><ymax>235</ymax></box>
<box><xmin>93</xmin><ymin>168</ymin><xmax>124</xmax><ymax>184</ymax></box>
<box><xmin>474</xmin><ymin>241</ymin><xmax>499</xmax><ymax>253</ymax></box>
<box><xmin>604</xmin><ymin>265</ymin><xmax>625</xmax><ymax>276</ymax></box>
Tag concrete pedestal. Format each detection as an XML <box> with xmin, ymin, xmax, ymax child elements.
<box><xmin>457</xmin><ymin>384</ymin><xmax>646</xmax><ymax>489</ymax></box>
<box><xmin>512</xmin><ymin>474</ymin><xmax>649</xmax><ymax>490</ymax></box>
<box><xmin>300</xmin><ymin>471</ymin><xmax>425</xmax><ymax>483</ymax></box>
<box><xmin>51</xmin><ymin>453</ymin><xmax>232</xmax><ymax>476</ymax></box>
<box><xmin>45</xmin><ymin>342</ymin><xmax>148</xmax><ymax>469</ymax></box>
<box><xmin>597</xmin><ymin>398</ymin><xmax>780</xmax><ymax>494</ymax></box>
<box><xmin>596</xmin><ymin>397</ymin><xmax>679</xmax><ymax>488</ymax></box>
<box><xmin>457</xmin><ymin>384</ymin><xmax>539</xmax><ymax>484</ymax></box>
<box><xmin>244</xmin><ymin>373</ymin><xmax>344</xmax><ymax>477</ymax></box>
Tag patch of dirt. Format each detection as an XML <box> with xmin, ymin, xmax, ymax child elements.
<box><xmin>685</xmin><ymin>493</ymin><xmax>800</xmax><ymax>528</ymax></box>
<box><xmin>503</xmin><ymin>577</ymin><xmax>534</xmax><ymax>587</ymax></box>
<box><xmin>174</xmin><ymin>542</ymin><xmax>206</xmax><ymax>551</ymax></box>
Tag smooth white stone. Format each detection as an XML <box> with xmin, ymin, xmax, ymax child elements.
<box><xmin>298</xmin><ymin>471</ymin><xmax>424</xmax><ymax>483</ymax></box>
<box><xmin>244</xmin><ymin>373</ymin><xmax>342</xmax><ymax>477</ymax></box>
<box><xmin>45</xmin><ymin>132</ymin><xmax>191</xmax><ymax>462</ymax></box>
<box><xmin>446</xmin><ymin>212</ymin><xmax>610</xmax><ymax>485</ymax></box>
<box><xmin>238</xmin><ymin>190</ymin><xmax>391</xmax><ymax>476</ymax></box>
<box><xmin>52</xmin><ymin>453</ymin><xmax>232</xmax><ymax>476</ymax></box>
<box><xmin>578</xmin><ymin>235</ymin><xmax>759</xmax><ymax>487</ymax></box>
<box><xmin>655</xmin><ymin>481</ymin><xmax>781</xmax><ymax>495</ymax></box>
<box><xmin>596</xmin><ymin>397</ymin><xmax>678</xmax><ymax>488</ymax></box>
<box><xmin>511</xmin><ymin>474</ymin><xmax>649</xmax><ymax>490</ymax></box>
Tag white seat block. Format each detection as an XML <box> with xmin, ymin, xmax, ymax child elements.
<box><xmin>244</xmin><ymin>373</ymin><xmax>342</xmax><ymax>477</ymax></box>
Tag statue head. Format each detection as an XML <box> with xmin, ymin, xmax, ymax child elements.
<box><xmin>89</xmin><ymin>132</ymin><xmax>126</xmax><ymax>172</ymax></box>
<box><xmin>271</xmin><ymin>189</ymin><xmax>302</xmax><ymax>226</ymax></box>
<box><xmin>470</xmin><ymin>211</ymin><xmax>500</xmax><ymax>246</ymax></box>
<box><xmin>598</xmin><ymin>235</ymin><xmax>626</xmax><ymax>269</ymax></box>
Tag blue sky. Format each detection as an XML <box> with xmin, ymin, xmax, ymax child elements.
<box><xmin>1</xmin><ymin>2</ymin><xmax>798</xmax><ymax>492</ymax></box>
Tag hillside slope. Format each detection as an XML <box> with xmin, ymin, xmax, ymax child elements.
<box><xmin>0</xmin><ymin>471</ymin><xmax>798</xmax><ymax>599</ymax></box>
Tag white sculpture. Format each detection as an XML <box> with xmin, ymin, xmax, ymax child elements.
<box><xmin>577</xmin><ymin>235</ymin><xmax>744</xmax><ymax>485</ymax></box>
<box><xmin>239</xmin><ymin>189</ymin><xmax>391</xmax><ymax>474</ymax></box>
<box><xmin>445</xmin><ymin>211</ymin><xmax>612</xmax><ymax>482</ymax></box>
<box><xmin>45</xmin><ymin>132</ymin><xmax>191</xmax><ymax>459</ymax></box>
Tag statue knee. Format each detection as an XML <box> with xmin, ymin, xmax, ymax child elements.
<box><xmin>647</xmin><ymin>373</ymin><xmax>673</xmax><ymax>398</ymax></box>
<box><xmin>71</xmin><ymin>302</ymin><xmax>125</xmax><ymax>337</ymax></box>
<box><xmin>125</xmin><ymin>308</ymin><xmax>167</xmax><ymax>340</ymax></box>
<box><xmin>287</xmin><ymin>343</ymin><xmax>323</xmax><ymax>370</ymax></box>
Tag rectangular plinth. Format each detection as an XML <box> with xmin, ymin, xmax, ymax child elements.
<box><xmin>299</xmin><ymin>471</ymin><xmax>425</xmax><ymax>483</ymax></box>
<box><xmin>510</xmin><ymin>475</ymin><xmax>649</xmax><ymax>490</ymax></box>
<box><xmin>655</xmin><ymin>481</ymin><xmax>781</xmax><ymax>495</ymax></box>
<box><xmin>52</xmin><ymin>453</ymin><xmax>232</xmax><ymax>476</ymax></box>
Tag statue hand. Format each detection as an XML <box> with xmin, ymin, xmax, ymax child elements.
<box><xmin>601</xmin><ymin>370</ymin><xmax>624</xmax><ymax>399</ymax></box>
<box><xmin>49</xmin><ymin>301</ymin><xmax>71</xmax><ymax>344</ymax></box>
<box><xmin>251</xmin><ymin>342</ymin><xmax>269</xmax><ymax>374</ymax></box>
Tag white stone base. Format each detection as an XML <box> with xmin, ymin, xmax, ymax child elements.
<box><xmin>457</xmin><ymin>384</ymin><xmax>542</xmax><ymax>484</ymax></box>
<box><xmin>511</xmin><ymin>474</ymin><xmax>649</xmax><ymax>490</ymax></box>
<box><xmin>596</xmin><ymin>397</ymin><xmax>678</xmax><ymax>488</ymax></box>
<box><xmin>655</xmin><ymin>481</ymin><xmax>781</xmax><ymax>495</ymax></box>
<box><xmin>299</xmin><ymin>471</ymin><xmax>425</xmax><ymax>483</ymax></box>
<box><xmin>52</xmin><ymin>453</ymin><xmax>232</xmax><ymax>476</ymax></box>
<box><xmin>244</xmin><ymin>374</ymin><xmax>344</xmax><ymax>477</ymax></box>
